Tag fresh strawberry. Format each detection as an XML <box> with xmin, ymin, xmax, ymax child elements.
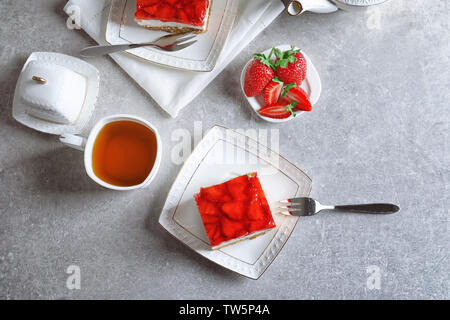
<box><xmin>247</xmin><ymin>200</ymin><xmax>265</xmax><ymax>221</ymax></box>
<box><xmin>211</xmin><ymin>225</ymin><xmax>223</xmax><ymax>244</ymax></box>
<box><xmin>177</xmin><ymin>9</ymin><xmax>190</xmax><ymax>24</ymax></box>
<box><xmin>202</xmin><ymin>201</ymin><xmax>220</xmax><ymax>217</ymax></box>
<box><xmin>258</xmin><ymin>102</ymin><xmax>297</xmax><ymax>119</ymax></box>
<box><xmin>201</xmin><ymin>184</ymin><xmax>231</xmax><ymax>202</ymax></box>
<box><xmin>248</xmin><ymin>220</ymin><xmax>270</xmax><ymax>233</ymax></box>
<box><xmin>142</xmin><ymin>4</ymin><xmax>158</xmax><ymax>15</ymax></box>
<box><xmin>225</xmin><ymin>175</ymin><xmax>250</xmax><ymax>200</ymax></box>
<box><xmin>141</xmin><ymin>0</ymin><xmax>160</xmax><ymax>5</ymax></box>
<box><xmin>221</xmin><ymin>201</ymin><xmax>246</xmax><ymax>221</ymax></box>
<box><xmin>158</xmin><ymin>3</ymin><xmax>174</xmax><ymax>21</ymax></box>
<box><xmin>194</xmin><ymin>2</ymin><xmax>206</xmax><ymax>20</ymax></box>
<box><xmin>221</xmin><ymin>217</ymin><xmax>244</xmax><ymax>239</ymax></box>
<box><xmin>243</xmin><ymin>53</ymin><xmax>275</xmax><ymax>97</ymax></box>
<box><xmin>184</xmin><ymin>6</ymin><xmax>195</xmax><ymax>19</ymax></box>
<box><xmin>263</xmin><ymin>78</ymin><xmax>283</xmax><ymax>105</ymax></box>
<box><xmin>280</xmin><ymin>85</ymin><xmax>312</xmax><ymax>111</ymax></box>
<box><xmin>201</xmin><ymin>213</ymin><xmax>219</xmax><ymax>225</ymax></box>
<box><xmin>274</xmin><ymin>46</ymin><xmax>307</xmax><ymax>85</ymax></box>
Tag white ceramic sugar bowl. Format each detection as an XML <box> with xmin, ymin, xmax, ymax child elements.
<box><xmin>12</xmin><ymin>52</ymin><xmax>99</xmax><ymax>135</ymax></box>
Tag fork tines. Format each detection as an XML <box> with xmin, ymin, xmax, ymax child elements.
<box><xmin>173</xmin><ymin>34</ymin><xmax>196</xmax><ymax>44</ymax></box>
<box><xmin>277</xmin><ymin>206</ymin><xmax>302</xmax><ymax>216</ymax></box>
<box><xmin>276</xmin><ymin>197</ymin><xmax>314</xmax><ymax>216</ymax></box>
<box><xmin>156</xmin><ymin>31</ymin><xmax>198</xmax><ymax>51</ymax></box>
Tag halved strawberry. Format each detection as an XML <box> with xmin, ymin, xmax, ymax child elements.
<box><xmin>211</xmin><ymin>225</ymin><xmax>223</xmax><ymax>245</ymax></box>
<box><xmin>204</xmin><ymin>223</ymin><xmax>216</xmax><ymax>238</ymax></box>
<box><xmin>280</xmin><ymin>85</ymin><xmax>312</xmax><ymax>111</ymax></box>
<box><xmin>225</xmin><ymin>175</ymin><xmax>250</xmax><ymax>201</ymax></box>
<box><xmin>263</xmin><ymin>78</ymin><xmax>283</xmax><ymax>105</ymax></box>
<box><xmin>158</xmin><ymin>4</ymin><xmax>174</xmax><ymax>21</ymax></box>
<box><xmin>201</xmin><ymin>214</ymin><xmax>219</xmax><ymax>225</ymax></box>
<box><xmin>221</xmin><ymin>217</ymin><xmax>244</xmax><ymax>239</ymax></box>
<box><xmin>177</xmin><ymin>9</ymin><xmax>190</xmax><ymax>24</ymax></box>
<box><xmin>139</xmin><ymin>0</ymin><xmax>159</xmax><ymax>6</ymax></box>
<box><xmin>193</xmin><ymin>4</ymin><xmax>206</xmax><ymax>24</ymax></box>
<box><xmin>243</xmin><ymin>53</ymin><xmax>275</xmax><ymax>97</ymax></box>
<box><xmin>258</xmin><ymin>102</ymin><xmax>297</xmax><ymax>119</ymax></box>
<box><xmin>142</xmin><ymin>4</ymin><xmax>158</xmax><ymax>16</ymax></box>
<box><xmin>247</xmin><ymin>200</ymin><xmax>265</xmax><ymax>221</ymax></box>
<box><xmin>248</xmin><ymin>220</ymin><xmax>271</xmax><ymax>233</ymax></box>
<box><xmin>184</xmin><ymin>6</ymin><xmax>195</xmax><ymax>19</ymax></box>
<box><xmin>202</xmin><ymin>201</ymin><xmax>220</xmax><ymax>216</ymax></box>
<box><xmin>221</xmin><ymin>201</ymin><xmax>246</xmax><ymax>221</ymax></box>
<box><xmin>201</xmin><ymin>184</ymin><xmax>231</xmax><ymax>202</ymax></box>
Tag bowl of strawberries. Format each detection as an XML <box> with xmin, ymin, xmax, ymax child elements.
<box><xmin>241</xmin><ymin>45</ymin><xmax>321</xmax><ymax>122</ymax></box>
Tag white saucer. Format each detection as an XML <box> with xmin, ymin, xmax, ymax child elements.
<box><xmin>159</xmin><ymin>125</ymin><xmax>312</xmax><ymax>279</ymax></box>
<box><xmin>12</xmin><ymin>52</ymin><xmax>100</xmax><ymax>135</ymax></box>
<box><xmin>240</xmin><ymin>45</ymin><xmax>322</xmax><ymax>123</ymax></box>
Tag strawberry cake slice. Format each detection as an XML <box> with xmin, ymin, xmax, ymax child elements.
<box><xmin>194</xmin><ymin>173</ymin><xmax>276</xmax><ymax>250</ymax></box>
<box><xmin>135</xmin><ymin>0</ymin><xmax>212</xmax><ymax>34</ymax></box>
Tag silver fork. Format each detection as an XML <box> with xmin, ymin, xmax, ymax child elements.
<box><xmin>278</xmin><ymin>197</ymin><xmax>399</xmax><ymax>216</ymax></box>
<box><xmin>79</xmin><ymin>32</ymin><xmax>197</xmax><ymax>57</ymax></box>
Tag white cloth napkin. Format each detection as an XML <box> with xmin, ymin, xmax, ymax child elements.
<box><xmin>64</xmin><ymin>0</ymin><xmax>284</xmax><ymax>118</ymax></box>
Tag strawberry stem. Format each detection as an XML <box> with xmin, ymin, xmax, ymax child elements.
<box><xmin>267</xmin><ymin>48</ymin><xmax>275</xmax><ymax>60</ymax></box>
<box><xmin>254</xmin><ymin>53</ymin><xmax>275</xmax><ymax>71</ymax></box>
<box><xmin>272</xmin><ymin>77</ymin><xmax>284</xmax><ymax>85</ymax></box>
<box><xmin>286</xmin><ymin>101</ymin><xmax>297</xmax><ymax>117</ymax></box>
<box><xmin>274</xmin><ymin>46</ymin><xmax>302</xmax><ymax>69</ymax></box>
<box><xmin>282</xmin><ymin>83</ymin><xmax>296</xmax><ymax>97</ymax></box>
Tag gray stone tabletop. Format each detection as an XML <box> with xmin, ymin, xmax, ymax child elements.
<box><xmin>0</xmin><ymin>0</ymin><xmax>449</xmax><ymax>299</ymax></box>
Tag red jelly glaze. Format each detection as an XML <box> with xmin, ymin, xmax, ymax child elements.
<box><xmin>194</xmin><ymin>173</ymin><xmax>276</xmax><ymax>248</ymax></box>
<box><xmin>135</xmin><ymin>0</ymin><xmax>210</xmax><ymax>27</ymax></box>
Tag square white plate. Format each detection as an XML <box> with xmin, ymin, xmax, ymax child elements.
<box><xmin>159</xmin><ymin>126</ymin><xmax>312</xmax><ymax>279</ymax></box>
<box><xmin>106</xmin><ymin>0</ymin><xmax>240</xmax><ymax>72</ymax></box>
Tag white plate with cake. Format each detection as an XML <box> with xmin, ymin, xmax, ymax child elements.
<box><xmin>106</xmin><ymin>0</ymin><xmax>240</xmax><ymax>72</ymax></box>
<box><xmin>159</xmin><ymin>126</ymin><xmax>312</xmax><ymax>279</ymax></box>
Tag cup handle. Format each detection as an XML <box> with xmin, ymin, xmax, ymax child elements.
<box><xmin>59</xmin><ymin>134</ymin><xmax>86</xmax><ymax>151</ymax></box>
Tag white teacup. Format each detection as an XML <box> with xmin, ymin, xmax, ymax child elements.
<box><xmin>60</xmin><ymin>114</ymin><xmax>162</xmax><ymax>191</ymax></box>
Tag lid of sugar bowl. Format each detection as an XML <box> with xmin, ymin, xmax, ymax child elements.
<box><xmin>12</xmin><ymin>52</ymin><xmax>99</xmax><ymax>135</ymax></box>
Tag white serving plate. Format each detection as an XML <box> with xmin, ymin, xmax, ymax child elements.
<box><xmin>106</xmin><ymin>0</ymin><xmax>240</xmax><ymax>72</ymax></box>
<box><xmin>240</xmin><ymin>45</ymin><xmax>322</xmax><ymax>123</ymax></box>
<box><xmin>159</xmin><ymin>126</ymin><xmax>312</xmax><ymax>279</ymax></box>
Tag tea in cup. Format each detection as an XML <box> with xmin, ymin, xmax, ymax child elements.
<box><xmin>60</xmin><ymin>114</ymin><xmax>161</xmax><ymax>190</ymax></box>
